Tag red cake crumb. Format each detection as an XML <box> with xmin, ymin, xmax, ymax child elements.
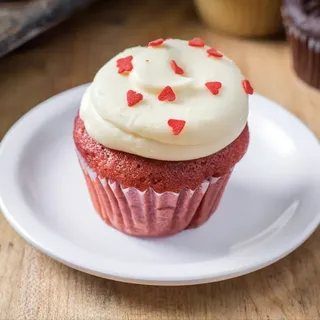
<box><xmin>74</xmin><ymin>114</ymin><xmax>249</xmax><ymax>193</ymax></box>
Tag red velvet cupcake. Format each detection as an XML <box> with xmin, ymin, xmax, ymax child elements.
<box><xmin>74</xmin><ymin>38</ymin><xmax>251</xmax><ymax>237</ymax></box>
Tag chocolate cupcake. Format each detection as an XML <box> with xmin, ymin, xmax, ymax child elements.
<box><xmin>282</xmin><ymin>0</ymin><xmax>320</xmax><ymax>89</ymax></box>
<box><xmin>73</xmin><ymin>38</ymin><xmax>252</xmax><ymax>237</ymax></box>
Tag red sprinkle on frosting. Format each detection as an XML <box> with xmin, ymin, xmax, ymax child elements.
<box><xmin>127</xmin><ymin>90</ymin><xmax>143</xmax><ymax>107</ymax></box>
<box><xmin>188</xmin><ymin>37</ymin><xmax>205</xmax><ymax>47</ymax></box>
<box><xmin>170</xmin><ymin>60</ymin><xmax>184</xmax><ymax>75</ymax></box>
<box><xmin>205</xmin><ymin>82</ymin><xmax>222</xmax><ymax>95</ymax></box>
<box><xmin>168</xmin><ymin>119</ymin><xmax>186</xmax><ymax>135</ymax></box>
<box><xmin>116</xmin><ymin>56</ymin><xmax>133</xmax><ymax>74</ymax></box>
<box><xmin>148</xmin><ymin>38</ymin><xmax>164</xmax><ymax>47</ymax></box>
<box><xmin>242</xmin><ymin>80</ymin><xmax>254</xmax><ymax>95</ymax></box>
<box><xmin>158</xmin><ymin>86</ymin><xmax>176</xmax><ymax>101</ymax></box>
<box><xmin>207</xmin><ymin>47</ymin><xmax>223</xmax><ymax>58</ymax></box>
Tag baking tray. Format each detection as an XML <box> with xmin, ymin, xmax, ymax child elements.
<box><xmin>0</xmin><ymin>0</ymin><xmax>97</xmax><ymax>57</ymax></box>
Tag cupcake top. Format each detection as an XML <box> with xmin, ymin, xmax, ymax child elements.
<box><xmin>282</xmin><ymin>0</ymin><xmax>320</xmax><ymax>39</ymax></box>
<box><xmin>80</xmin><ymin>38</ymin><xmax>251</xmax><ymax>161</ymax></box>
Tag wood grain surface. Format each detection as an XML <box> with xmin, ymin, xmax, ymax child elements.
<box><xmin>0</xmin><ymin>0</ymin><xmax>320</xmax><ymax>319</ymax></box>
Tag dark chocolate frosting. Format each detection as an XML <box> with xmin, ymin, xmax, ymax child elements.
<box><xmin>301</xmin><ymin>0</ymin><xmax>320</xmax><ymax>16</ymax></box>
<box><xmin>282</xmin><ymin>0</ymin><xmax>320</xmax><ymax>38</ymax></box>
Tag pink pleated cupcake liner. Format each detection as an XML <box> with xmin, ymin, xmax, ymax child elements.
<box><xmin>78</xmin><ymin>154</ymin><xmax>232</xmax><ymax>237</ymax></box>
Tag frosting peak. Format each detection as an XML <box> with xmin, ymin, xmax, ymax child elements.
<box><xmin>131</xmin><ymin>48</ymin><xmax>193</xmax><ymax>91</ymax></box>
<box><xmin>80</xmin><ymin>39</ymin><xmax>249</xmax><ymax>161</ymax></box>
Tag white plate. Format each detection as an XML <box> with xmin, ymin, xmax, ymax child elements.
<box><xmin>0</xmin><ymin>84</ymin><xmax>320</xmax><ymax>286</ymax></box>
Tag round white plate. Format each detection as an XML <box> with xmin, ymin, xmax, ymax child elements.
<box><xmin>0</xmin><ymin>84</ymin><xmax>320</xmax><ymax>286</ymax></box>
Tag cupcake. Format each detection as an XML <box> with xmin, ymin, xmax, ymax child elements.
<box><xmin>282</xmin><ymin>0</ymin><xmax>320</xmax><ymax>90</ymax></box>
<box><xmin>194</xmin><ymin>0</ymin><xmax>282</xmax><ymax>37</ymax></box>
<box><xmin>74</xmin><ymin>38</ymin><xmax>252</xmax><ymax>237</ymax></box>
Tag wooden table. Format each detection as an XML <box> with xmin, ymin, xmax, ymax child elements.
<box><xmin>0</xmin><ymin>0</ymin><xmax>320</xmax><ymax>319</ymax></box>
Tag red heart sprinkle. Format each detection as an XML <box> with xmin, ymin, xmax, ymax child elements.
<box><xmin>168</xmin><ymin>119</ymin><xmax>186</xmax><ymax>136</ymax></box>
<box><xmin>207</xmin><ymin>47</ymin><xmax>223</xmax><ymax>58</ymax></box>
<box><xmin>158</xmin><ymin>86</ymin><xmax>176</xmax><ymax>101</ymax></box>
<box><xmin>116</xmin><ymin>56</ymin><xmax>133</xmax><ymax>74</ymax></box>
<box><xmin>242</xmin><ymin>80</ymin><xmax>254</xmax><ymax>95</ymax></box>
<box><xmin>127</xmin><ymin>90</ymin><xmax>143</xmax><ymax>107</ymax></box>
<box><xmin>148</xmin><ymin>38</ymin><xmax>164</xmax><ymax>47</ymax></box>
<box><xmin>170</xmin><ymin>60</ymin><xmax>184</xmax><ymax>75</ymax></box>
<box><xmin>188</xmin><ymin>37</ymin><xmax>205</xmax><ymax>47</ymax></box>
<box><xmin>205</xmin><ymin>82</ymin><xmax>222</xmax><ymax>95</ymax></box>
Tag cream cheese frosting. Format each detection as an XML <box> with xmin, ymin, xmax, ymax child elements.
<box><xmin>80</xmin><ymin>38</ymin><xmax>249</xmax><ymax>161</ymax></box>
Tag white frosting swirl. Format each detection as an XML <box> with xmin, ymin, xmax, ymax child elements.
<box><xmin>80</xmin><ymin>39</ymin><xmax>249</xmax><ymax>161</ymax></box>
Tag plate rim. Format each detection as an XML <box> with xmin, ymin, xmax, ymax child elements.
<box><xmin>0</xmin><ymin>84</ymin><xmax>319</xmax><ymax>285</ymax></box>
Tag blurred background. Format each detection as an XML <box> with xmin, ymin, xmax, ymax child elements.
<box><xmin>0</xmin><ymin>0</ymin><xmax>319</xmax><ymax>140</ymax></box>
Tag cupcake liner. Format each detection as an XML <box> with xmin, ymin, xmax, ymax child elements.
<box><xmin>78</xmin><ymin>153</ymin><xmax>232</xmax><ymax>237</ymax></box>
<box><xmin>282</xmin><ymin>9</ymin><xmax>320</xmax><ymax>89</ymax></box>
<box><xmin>194</xmin><ymin>0</ymin><xmax>282</xmax><ymax>37</ymax></box>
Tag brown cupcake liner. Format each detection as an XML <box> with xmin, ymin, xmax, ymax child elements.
<box><xmin>194</xmin><ymin>0</ymin><xmax>282</xmax><ymax>37</ymax></box>
<box><xmin>282</xmin><ymin>11</ymin><xmax>320</xmax><ymax>89</ymax></box>
<box><xmin>78</xmin><ymin>153</ymin><xmax>232</xmax><ymax>237</ymax></box>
